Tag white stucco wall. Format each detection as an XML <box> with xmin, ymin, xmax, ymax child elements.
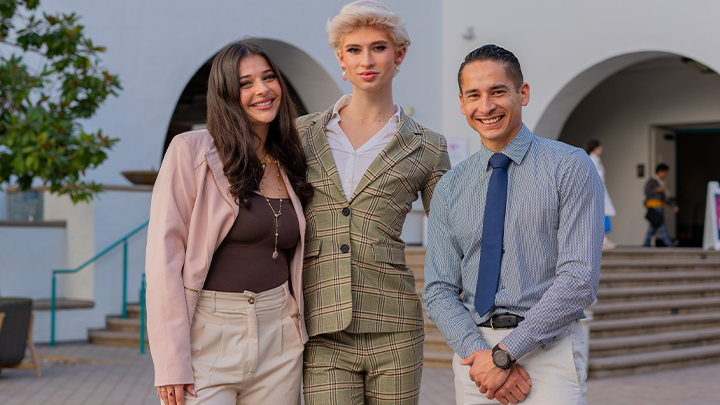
<box><xmin>442</xmin><ymin>0</ymin><xmax>720</xmax><ymax>154</ymax></box>
<box><xmin>41</xmin><ymin>0</ymin><xmax>444</xmax><ymax>184</ymax></box>
<box><xmin>44</xmin><ymin>193</ymin><xmax>95</xmax><ymax>300</ymax></box>
<box><xmin>92</xmin><ymin>190</ymin><xmax>152</xmax><ymax>305</ymax></box>
<box><xmin>0</xmin><ymin>225</ymin><xmax>66</xmax><ymax>299</ymax></box>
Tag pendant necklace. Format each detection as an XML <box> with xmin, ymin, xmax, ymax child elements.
<box><xmin>259</xmin><ymin>153</ymin><xmax>283</xmax><ymax>259</ymax></box>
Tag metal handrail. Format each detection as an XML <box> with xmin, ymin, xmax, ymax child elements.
<box><xmin>139</xmin><ymin>273</ymin><xmax>147</xmax><ymax>354</ymax></box>
<box><xmin>50</xmin><ymin>220</ymin><xmax>149</xmax><ymax>346</ymax></box>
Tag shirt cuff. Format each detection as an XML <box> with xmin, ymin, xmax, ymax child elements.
<box><xmin>458</xmin><ymin>335</ymin><xmax>493</xmax><ymax>359</ymax></box>
<box><xmin>499</xmin><ymin>327</ymin><xmax>537</xmax><ymax>360</ymax></box>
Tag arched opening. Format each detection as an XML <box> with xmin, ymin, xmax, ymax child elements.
<box><xmin>550</xmin><ymin>53</ymin><xmax>720</xmax><ymax>247</ymax></box>
<box><xmin>162</xmin><ymin>39</ymin><xmax>342</xmax><ymax>156</ymax></box>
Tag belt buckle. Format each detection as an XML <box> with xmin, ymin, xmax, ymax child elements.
<box><xmin>490</xmin><ymin>316</ymin><xmax>496</xmax><ymax>330</ymax></box>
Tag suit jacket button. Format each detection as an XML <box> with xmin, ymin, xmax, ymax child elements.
<box><xmin>340</xmin><ymin>244</ymin><xmax>350</xmax><ymax>253</ymax></box>
<box><xmin>342</xmin><ymin>207</ymin><xmax>351</xmax><ymax>217</ymax></box>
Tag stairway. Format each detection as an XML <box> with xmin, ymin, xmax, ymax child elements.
<box><xmin>588</xmin><ymin>248</ymin><xmax>720</xmax><ymax>378</ymax></box>
<box><xmin>88</xmin><ymin>304</ymin><xmax>148</xmax><ymax>348</ymax></box>
<box><xmin>410</xmin><ymin>247</ymin><xmax>720</xmax><ymax>377</ymax></box>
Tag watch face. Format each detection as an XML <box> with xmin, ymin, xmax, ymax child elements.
<box><xmin>493</xmin><ymin>350</ymin><xmax>510</xmax><ymax>368</ymax></box>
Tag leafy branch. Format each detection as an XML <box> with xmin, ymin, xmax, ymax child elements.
<box><xmin>0</xmin><ymin>0</ymin><xmax>121</xmax><ymax>202</ymax></box>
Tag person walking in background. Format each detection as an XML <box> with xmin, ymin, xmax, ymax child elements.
<box><xmin>423</xmin><ymin>44</ymin><xmax>603</xmax><ymax>405</ymax></box>
<box><xmin>643</xmin><ymin>163</ymin><xmax>679</xmax><ymax>247</ymax></box>
<box><xmin>296</xmin><ymin>1</ymin><xmax>450</xmax><ymax>403</ymax></box>
<box><xmin>587</xmin><ymin>140</ymin><xmax>616</xmax><ymax>249</ymax></box>
<box><xmin>146</xmin><ymin>41</ymin><xmax>313</xmax><ymax>405</ymax></box>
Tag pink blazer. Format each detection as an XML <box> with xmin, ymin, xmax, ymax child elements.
<box><xmin>145</xmin><ymin>130</ymin><xmax>307</xmax><ymax>386</ymax></box>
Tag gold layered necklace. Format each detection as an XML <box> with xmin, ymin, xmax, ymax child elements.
<box><xmin>259</xmin><ymin>153</ymin><xmax>283</xmax><ymax>259</ymax></box>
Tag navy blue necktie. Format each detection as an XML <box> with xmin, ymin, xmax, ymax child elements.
<box><xmin>475</xmin><ymin>153</ymin><xmax>511</xmax><ymax>317</ymax></box>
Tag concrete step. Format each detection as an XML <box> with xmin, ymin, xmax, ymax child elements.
<box><xmin>424</xmin><ymin>333</ymin><xmax>452</xmax><ymax>352</ymax></box>
<box><xmin>407</xmin><ymin>259</ymin><xmax>425</xmax><ymax>274</ymax></box>
<box><xmin>106</xmin><ymin>317</ymin><xmax>144</xmax><ymax>333</ymax></box>
<box><xmin>599</xmin><ymin>270</ymin><xmax>720</xmax><ymax>287</ymax></box>
<box><xmin>596</xmin><ymin>283</ymin><xmax>720</xmax><ymax>303</ymax></box>
<box><xmin>405</xmin><ymin>247</ymin><xmax>427</xmax><ymax>262</ymax></box>
<box><xmin>590</xmin><ymin>311</ymin><xmax>720</xmax><ymax>338</ymax></box>
<box><xmin>423</xmin><ymin>350</ymin><xmax>453</xmax><ymax>369</ymax></box>
<box><xmin>590</xmin><ymin>326</ymin><xmax>720</xmax><ymax>357</ymax></box>
<box><xmin>125</xmin><ymin>304</ymin><xmax>142</xmax><ymax>319</ymax></box>
<box><xmin>600</xmin><ymin>248</ymin><xmax>720</xmax><ymax>261</ymax></box>
<box><xmin>591</xmin><ymin>296</ymin><xmax>720</xmax><ymax>320</ymax></box>
<box><xmin>400</xmin><ymin>247</ymin><xmax>720</xmax><ymax>265</ymax></box>
<box><xmin>413</xmin><ymin>272</ymin><xmax>425</xmax><ymax>289</ymax></box>
<box><xmin>88</xmin><ymin>330</ymin><xmax>148</xmax><ymax>348</ymax></box>
<box><xmin>600</xmin><ymin>259</ymin><xmax>720</xmax><ymax>273</ymax></box>
<box><xmin>588</xmin><ymin>343</ymin><xmax>720</xmax><ymax>378</ymax></box>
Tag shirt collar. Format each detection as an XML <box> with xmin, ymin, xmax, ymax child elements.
<box><xmin>477</xmin><ymin>123</ymin><xmax>533</xmax><ymax>171</ymax></box>
<box><xmin>330</xmin><ymin>94</ymin><xmax>401</xmax><ymax>126</ymax></box>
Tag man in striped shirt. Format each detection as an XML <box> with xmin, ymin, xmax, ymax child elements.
<box><xmin>423</xmin><ymin>45</ymin><xmax>604</xmax><ymax>404</ymax></box>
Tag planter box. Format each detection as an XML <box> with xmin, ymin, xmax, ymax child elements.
<box><xmin>6</xmin><ymin>190</ymin><xmax>43</xmax><ymax>221</ymax></box>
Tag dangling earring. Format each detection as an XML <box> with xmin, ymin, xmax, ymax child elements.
<box><xmin>341</xmin><ymin>66</ymin><xmax>347</xmax><ymax>82</ymax></box>
<box><xmin>394</xmin><ymin>64</ymin><xmax>400</xmax><ymax>76</ymax></box>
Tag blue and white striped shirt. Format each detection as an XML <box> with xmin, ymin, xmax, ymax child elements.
<box><xmin>423</xmin><ymin>124</ymin><xmax>604</xmax><ymax>360</ymax></box>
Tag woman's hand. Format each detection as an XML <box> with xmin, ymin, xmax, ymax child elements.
<box><xmin>158</xmin><ymin>384</ymin><xmax>196</xmax><ymax>405</ymax></box>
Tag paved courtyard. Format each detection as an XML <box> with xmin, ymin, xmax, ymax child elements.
<box><xmin>0</xmin><ymin>343</ymin><xmax>718</xmax><ymax>404</ymax></box>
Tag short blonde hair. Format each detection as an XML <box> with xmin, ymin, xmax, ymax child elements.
<box><xmin>327</xmin><ymin>0</ymin><xmax>411</xmax><ymax>54</ymax></box>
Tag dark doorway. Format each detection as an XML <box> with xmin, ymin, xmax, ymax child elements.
<box><xmin>675</xmin><ymin>128</ymin><xmax>720</xmax><ymax>246</ymax></box>
<box><xmin>162</xmin><ymin>59</ymin><xmax>308</xmax><ymax>160</ymax></box>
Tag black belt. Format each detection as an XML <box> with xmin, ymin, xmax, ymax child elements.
<box><xmin>479</xmin><ymin>314</ymin><xmax>525</xmax><ymax>329</ymax></box>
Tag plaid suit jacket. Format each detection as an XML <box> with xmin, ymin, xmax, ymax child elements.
<box><xmin>296</xmin><ymin>106</ymin><xmax>451</xmax><ymax>337</ymax></box>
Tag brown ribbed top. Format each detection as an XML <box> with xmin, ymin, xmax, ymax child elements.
<box><xmin>203</xmin><ymin>192</ymin><xmax>299</xmax><ymax>294</ymax></box>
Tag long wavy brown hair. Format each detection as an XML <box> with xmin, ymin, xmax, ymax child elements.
<box><xmin>206</xmin><ymin>40</ymin><xmax>313</xmax><ymax>208</ymax></box>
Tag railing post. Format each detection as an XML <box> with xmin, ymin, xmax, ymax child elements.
<box><xmin>122</xmin><ymin>239</ymin><xmax>128</xmax><ymax>319</ymax></box>
<box><xmin>48</xmin><ymin>220</ymin><xmax>148</xmax><ymax>346</ymax></box>
<box><xmin>139</xmin><ymin>274</ymin><xmax>146</xmax><ymax>354</ymax></box>
<box><xmin>50</xmin><ymin>273</ymin><xmax>56</xmax><ymax>347</ymax></box>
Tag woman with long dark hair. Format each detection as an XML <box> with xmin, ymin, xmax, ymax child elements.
<box><xmin>146</xmin><ymin>40</ymin><xmax>312</xmax><ymax>405</ymax></box>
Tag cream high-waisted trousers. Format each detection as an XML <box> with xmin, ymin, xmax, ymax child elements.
<box><xmin>181</xmin><ymin>282</ymin><xmax>303</xmax><ymax>404</ymax></box>
<box><xmin>453</xmin><ymin>320</ymin><xmax>587</xmax><ymax>405</ymax></box>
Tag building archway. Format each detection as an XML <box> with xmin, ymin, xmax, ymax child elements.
<box><xmin>162</xmin><ymin>39</ymin><xmax>341</xmax><ymax>156</ymax></box>
<box><xmin>548</xmin><ymin>52</ymin><xmax>720</xmax><ymax>246</ymax></box>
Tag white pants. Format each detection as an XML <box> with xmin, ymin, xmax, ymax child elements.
<box><xmin>453</xmin><ymin>321</ymin><xmax>587</xmax><ymax>405</ymax></box>
<box><xmin>180</xmin><ymin>282</ymin><xmax>304</xmax><ymax>404</ymax></box>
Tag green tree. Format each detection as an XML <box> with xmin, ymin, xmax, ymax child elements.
<box><xmin>0</xmin><ymin>0</ymin><xmax>121</xmax><ymax>202</ymax></box>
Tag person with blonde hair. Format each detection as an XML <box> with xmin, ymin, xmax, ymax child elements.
<box><xmin>296</xmin><ymin>1</ymin><xmax>450</xmax><ymax>403</ymax></box>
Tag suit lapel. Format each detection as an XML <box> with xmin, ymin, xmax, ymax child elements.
<box><xmin>350</xmin><ymin>109</ymin><xmax>422</xmax><ymax>202</ymax></box>
<box><xmin>306</xmin><ymin>108</ymin><xmax>347</xmax><ymax>202</ymax></box>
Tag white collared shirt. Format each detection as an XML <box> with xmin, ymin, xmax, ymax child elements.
<box><xmin>325</xmin><ymin>94</ymin><xmax>401</xmax><ymax>200</ymax></box>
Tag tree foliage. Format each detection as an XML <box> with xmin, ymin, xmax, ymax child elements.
<box><xmin>0</xmin><ymin>0</ymin><xmax>121</xmax><ymax>202</ymax></box>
